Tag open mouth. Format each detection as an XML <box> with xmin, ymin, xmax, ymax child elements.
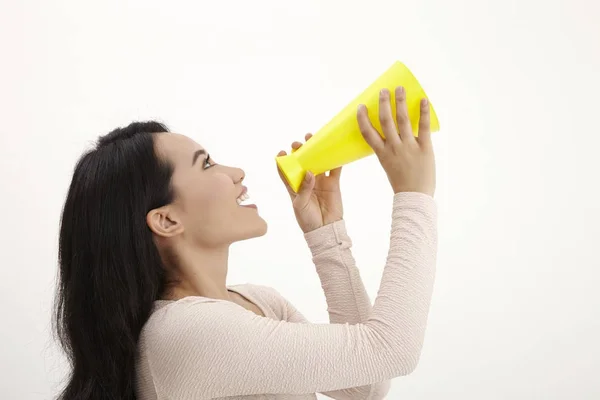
<box><xmin>236</xmin><ymin>191</ymin><xmax>250</xmax><ymax>205</ymax></box>
<box><xmin>236</xmin><ymin>190</ymin><xmax>257</xmax><ymax>209</ymax></box>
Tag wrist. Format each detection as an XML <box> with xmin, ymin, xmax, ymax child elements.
<box><xmin>299</xmin><ymin>215</ymin><xmax>343</xmax><ymax>234</ymax></box>
<box><xmin>303</xmin><ymin>220</ymin><xmax>350</xmax><ymax>256</ymax></box>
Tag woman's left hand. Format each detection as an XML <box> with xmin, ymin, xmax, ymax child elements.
<box><xmin>277</xmin><ymin>133</ymin><xmax>343</xmax><ymax>233</ymax></box>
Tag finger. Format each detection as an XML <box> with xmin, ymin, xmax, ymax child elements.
<box><xmin>357</xmin><ymin>104</ymin><xmax>384</xmax><ymax>153</ymax></box>
<box><xmin>276</xmin><ymin>151</ymin><xmax>296</xmax><ymax>198</ymax></box>
<box><xmin>379</xmin><ymin>89</ymin><xmax>401</xmax><ymax>146</ymax></box>
<box><xmin>416</xmin><ymin>98</ymin><xmax>432</xmax><ymax>147</ymax></box>
<box><xmin>294</xmin><ymin>171</ymin><xmax>315</xmax><ymax>209</ymax></box>
<box><xmin>395</xmin><ymin>86</ymin><xmax>414</xmax><ymax>142</ymax></box>
<box><xmin>291</xmin><ymin>141</ymin><xmax>302</xmax><ymax>153</ymax></box>
<box><xmin>329</xmin><ymin>166</ymin><xmax>342</xmax><ymax>180</ymax></box>
<box><xmin>305</xmin><ymin>133</ymin><xmax>313</xmax><ymax>141</ymax></box>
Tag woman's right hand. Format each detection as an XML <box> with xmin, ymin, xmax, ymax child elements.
<box><xmin>357</xmin><ymin>86</ymin><xmax>436</xmax><ymax>197</ymax></box>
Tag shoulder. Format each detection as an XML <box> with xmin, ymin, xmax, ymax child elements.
<box><xmin>137</xmin><ymin>295</ymin><xmax>276</xmax><ymax>396</ymax></box>
<box><xmin>141</xmin><ymin>297</ymin><xmax>238</xmax><ymax>351</ymax></box>
<box><xmin>141</xmin><ymin>286</ymin><xmax>281</xmax><ymax>338</ymax></box>
<box><xmin>229</xmin><ymin>283</ymin><xmax>292</xmax><ymax>320</ymax></box>
<box><xmin>230</xmin><ymin>283</ymin><xmax>288</xmax><ymax>306</ymax></box>
<box><xmin>230</xmin><ymin>282</ymin><xmax>283</xmax><ymax>299</ymax></box>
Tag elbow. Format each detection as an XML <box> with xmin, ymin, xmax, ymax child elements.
<box><xmin>397</xmin><ymin>351</ymin><xmax>422</xmax><ymax>376</ymax></box>
<box><xmin>324</xmin><ymin>381</ymin><xmax>392</xmax><ymax>400</ymax></box>
<box><xmin>363</xmin><ymin>353</ymin><xmax>418</xmax><ymax>399</ymax></box>
<box><xmin>382</xmin><ymin>340</ymin><xmax>423</xmax><ymax>378</ymax></box>
<box><xmin>366</xmin><ymin>380</ymin><xmax>392</xmax><ymax>400</ymax></box>
<box><xmin>368</xmin><ymin>324</ymin><xmax>426</xmax><ymax>379</ymax></box>
<box><xmin>374</xmin><ymin>331</ymin><xmax>424</xmax><ymax>377</ymax></box>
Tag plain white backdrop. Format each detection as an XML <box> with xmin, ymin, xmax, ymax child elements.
<box><xmin>1</xmin><ymin>0</ymin><xmax>599</xmax><ymax>399</ymax></box>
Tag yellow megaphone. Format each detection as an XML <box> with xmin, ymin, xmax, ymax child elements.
<box><xmin>276</xmin><ymin>61</ymin><xmax>440</xmax><ymax>193</ymax></box>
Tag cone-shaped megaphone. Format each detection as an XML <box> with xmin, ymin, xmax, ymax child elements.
<box><xmin>276</xmin><ymin>61</ymin><xmax>440</xmax><ymax>192</ymax></box>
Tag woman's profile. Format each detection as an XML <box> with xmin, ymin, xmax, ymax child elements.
<box><xmin>53</xmin><ymin>87</ymin><xmax>438</xmax><ymax>399</ymax></box>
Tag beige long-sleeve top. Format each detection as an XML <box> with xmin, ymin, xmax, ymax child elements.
<box><xmin>136</xmin><ymin>192</ymin><xmax>437</xmax><ymax>399</ymax></box>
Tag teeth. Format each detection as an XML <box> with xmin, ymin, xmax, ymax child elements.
<box><xmin>236</xmin><ymin>192</ymin><xmax>250</xmax><ymax>205</ymax></box>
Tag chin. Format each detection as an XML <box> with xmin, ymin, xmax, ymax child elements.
<box><xmin>253</xmin><ymin>218</ymin><xmax>268</xmax><ymax>237</ymax></box>
<box><xmin>238</xmin><ymin>217</ymin><xmax>268</xmax><ymax>241</ymax></box>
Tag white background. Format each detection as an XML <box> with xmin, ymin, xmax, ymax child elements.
<box><xmin>1</xmin><ymin>0</ymin><xmax>599</xmax><ymax>399</ymax></box>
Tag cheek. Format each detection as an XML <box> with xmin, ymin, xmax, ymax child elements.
<box><xmin>184</xmin><ymin>174</ymin><xmax>235</xmax><ymax>217</ymax></box>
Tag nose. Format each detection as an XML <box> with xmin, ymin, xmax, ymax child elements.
<box><xmin>235</xmin><ymin>168</ymin><xmax>245</xmax><ymax>184</ymax></box>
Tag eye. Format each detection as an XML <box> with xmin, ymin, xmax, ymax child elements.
<box><xmin>203</xmin><ymin>156</ymin><xmax>213</xmax><ymax>170</ymax></box>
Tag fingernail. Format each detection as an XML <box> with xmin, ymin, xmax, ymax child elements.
<box><xmin>380</xmin><ymin>89</ymin><xmax>389</xmax><ymax>97</ymax></box>
<box><xmin>305</xmin><ymin>171</ymin><xmax>312</xmax><ymax>181</ymax></box>
<box><xmin>397</xmin><ymin>86</ymin><xmax>405</xmax><ymax>96</ymax></box>
<box><xmin>422</xmin><ymin>98</ymin><xmax>429</xmax><ymax>107</ymax></box>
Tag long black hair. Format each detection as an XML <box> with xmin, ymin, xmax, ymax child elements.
<box><xmin>53</xmin><ymin>121</ymin><xmax>174</xmax><ymax>400</ymax></box>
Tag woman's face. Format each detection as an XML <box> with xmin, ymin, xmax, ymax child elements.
<box><xmin>152</xmin><ymin>133</ymin><xmax>267</xmax><ymax>247</ymax></box>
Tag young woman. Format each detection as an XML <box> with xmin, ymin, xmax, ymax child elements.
<box><xmin>54</xmin><ymin>87</ymin><xmax>438</xmax><ymax>400</ymax></box>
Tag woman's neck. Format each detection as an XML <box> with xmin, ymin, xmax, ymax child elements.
<box><xmin>160</xmin><ymin>240</ymin><xmax>231</xmax><ymax>301</ymax></box>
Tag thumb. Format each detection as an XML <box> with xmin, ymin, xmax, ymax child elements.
<box><xmin>294</xmin><ymin>171</ymin><xmax>315</xmax><ymax>209</ymax></box>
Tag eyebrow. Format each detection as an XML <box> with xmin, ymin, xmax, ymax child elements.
<box><xmin>192</xmin><ymin>149</ymin><xmax>206</xmax><ymax>166</ymax></box>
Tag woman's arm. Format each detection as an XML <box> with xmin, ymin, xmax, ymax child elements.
<box><xmin>299</xmin><ymin>220</ymin><xmax>391</xmax><ymax>399</ymax></box>
<box><xmin>144</xmin><ymin>193</ymin><xmax>437</xmax><ymax>399</ymax></box>
<box><xmin>276</xmin><ymin>294</ymin><xmax>391</xmax><ymax>400</ymax></box>
<box><xmin>276</xmin><ymin>287</ymin><xmax>391</xmax><ymax>400</ymax></box>
<box><xmin>303</xmin><ymin>220</ymin><xmax>372</xmax><ymax>324</ymax></box>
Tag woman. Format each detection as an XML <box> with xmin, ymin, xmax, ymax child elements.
<box><xmin>54</xmin><ymin>87</ymin><xmax>437</xmax><ymax>400</ymax></box>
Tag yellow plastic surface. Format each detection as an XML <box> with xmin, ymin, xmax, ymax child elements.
<box><xmin>276</xmin><ymin>61</ymin><xmax>440</xmax><ymax>193</ymax></box>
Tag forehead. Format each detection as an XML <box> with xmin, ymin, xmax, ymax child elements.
<box><xmin>155</xmin><ymin>133</ymin><xmax>204</xmax><ymax>164</ymax></box>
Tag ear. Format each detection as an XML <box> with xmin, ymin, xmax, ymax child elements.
<box><xmin>146</xmin><ymin>206</ymin><xmax>184</xmax><ymax>238</ymax></box>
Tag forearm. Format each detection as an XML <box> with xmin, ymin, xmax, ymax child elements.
<box><xmin>304</xmin><ymin>220</ymin><xmax>372</xmax><ymax>324</ymax></box>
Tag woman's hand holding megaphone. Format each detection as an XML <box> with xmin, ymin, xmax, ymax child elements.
<box><xmin>357</xmin><ymin>86</ymin><xmax>436</xmax><ymax>197</ymax></box>
<box><xmin>276</xmin><ymin>134</ymin><xmax>344</xmax><ymax>234</ymax></box>
<box><xmin>276</xmin><ymin>85</ymin><xmax>435</xmax><ymax>234</ymax></box>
